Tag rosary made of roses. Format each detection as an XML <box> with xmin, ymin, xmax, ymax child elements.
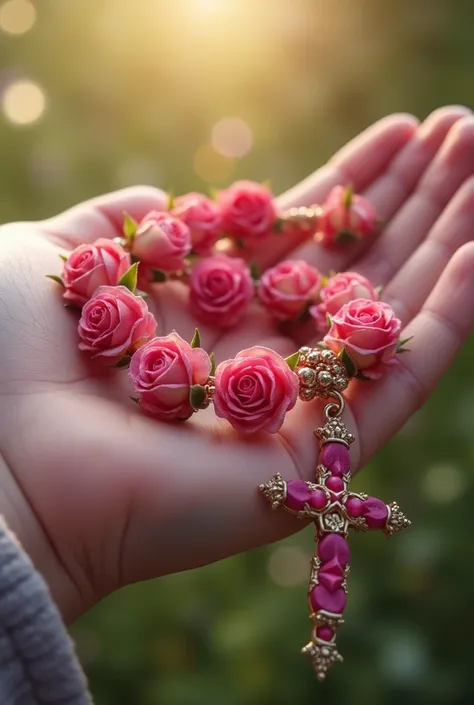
<box><xmin>47</xmin><ymin>181</ymin><xmax>411</xmax><ymax>681</ymax></box>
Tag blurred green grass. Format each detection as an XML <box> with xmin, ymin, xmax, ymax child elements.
<box><xmin>1</xmin><ymin>0</ymin><xmax>473</xmax><ymax>703</ymax></box>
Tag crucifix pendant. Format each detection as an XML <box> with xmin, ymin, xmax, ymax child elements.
<box><xmin>259</xmin><ymin>349</ymin><xmax>411</xmax><ymax>681</ymax></box>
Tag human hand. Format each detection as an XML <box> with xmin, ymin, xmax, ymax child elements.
<box><xmin>1</xmin><ymin>107</ymin><xmax>474</xmax><ymax>623</ymax></box>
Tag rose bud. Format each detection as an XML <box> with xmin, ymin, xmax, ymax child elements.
<box><xmin>78</xmin><ymin>285</ymin><xmax>156</xmax><ymax>363</ymax></box>
<box><xmin>189</xmin><ymin>254</ymin><xmax>254</xmax><ymax>328</ymax></box>
<box><xmin>218</xmin><ymin>180</ymin><xmax>277</xmax><ymax>239</ymax></box>
<box><xmin>132</xmin><ymin>211</ymin><xmax>192</xmax><ymax>272</ymax></box>
<box><xmin>129</xmin><ymin>332</ymin><xmax>212</xmax><ymax>420</ymax></box>
<box><xmin>324</xmin><ymin>298</ymin><xmax>402</xmax><ymax>378</ymax></box>
<box><xmin>172</xmin><ymin>192</ymin><xmax>221</xmax><ymax>255</ymax></box>
<box><xmin>310</xmin><ymin>271</ymin><xmax>379</xmax><ymax>332</ymax></box>
<box><xmin>258</xmin><ymin>260</ymin><xmax>321</xmax><ymax>321</ymax></box>
<box><xmin>62</xmin><ymin>238</ymin><xmax>131</xmax><ymax>307</ymax></box>
<box><xmin>316</xmin><ymin>185</ymin><xmax>379</xmax><ymax>247</ymax></box>
<box><xmin>213</xmin><ymin>346</ymin><xmax>299</xmax><ymax>433</ymax></box>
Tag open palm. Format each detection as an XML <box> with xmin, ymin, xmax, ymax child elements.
<box><xmin>1</xmin><ymin>107</ymin><xmax>474</xmax><ymax>624</ymax></box>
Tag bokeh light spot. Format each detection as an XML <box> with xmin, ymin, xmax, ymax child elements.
<box><xmin>0</xmin><ymin>0</ymin><xmax>36</xmax><ymax>35</ymax></box>
<box><xmin>2</xmin><ymin>79</ymin><xmax>46</xmax><ymax>125</ymax></box>
<box><xmin>268</xmin><ymin>546</ymin><xmax>309</xmax><ymax>587</ymax></box>
<box><xmin>193</xmin><ymin>144</ymin><xmax>234</xmax><ymax>183</ymax></box>
<box><xmin>422</xmin><ymin>462</ymin><xmax>465</xmax><ymax>504</ymax></box>
<box><xmin>211</xmin><ymin>117</ymin><xmax>253</xmax><ymax>158</ymax></box>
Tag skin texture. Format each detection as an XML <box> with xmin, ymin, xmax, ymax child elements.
<box><xmin>1</xmin><ymin>107</ymin><xmax>474</xmax><ymax>624</ymax></box>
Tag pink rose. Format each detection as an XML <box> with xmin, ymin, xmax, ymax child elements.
<box><xmin>78</xmin><ymin>285</ymin><xmax>156</xmax><ymax>363</ymax></box>
<box><xmin>62</xmin><ymin>238</ymin><xmax>131</xmax><ymax>307</ymax></box>
<box><xmin>258</xmin><ymin>260</ymin><xmax>321</xmax><ymax>320</ymax></box>
<box><xmin>213</xmin><ymin>346</ymin><xmax>299</xmax><ymax>433</ymax></box>
<box><xmin>317</xmin><ymin>186</ymin><xmax>379</xmax><ymax>247</ymax></box>
<box><xmin>218</xmin><ymin>180</ymin><xmax>276</xmax><ymax>239</ymax></box>
<box><xmin>310</xmin><ymin>271</ymin><xmax>379</xmax><ymax>332</ymax></box>
<box><xmin>189</xmin><ymin>254</ymin><xmax>254</xmax><ymax>328</ymax></box>
<box><xmin>129</xmin><ymin>332</ymin><xmax>211</xmax><ymax>420</ymax></box>
<box><xmin>132</xmin><ymin>211</ymin><xmax>192</xmax><ymax>271</ymax></box>
<box><xmin>324</xmin><ymin>298</ymin><xmax>401</xmax><ymax>377</ymax></box>
<box><xmin>172</xmin><ymin>192</ymin><xmax>221</xmax><ymax>254</ymax></box>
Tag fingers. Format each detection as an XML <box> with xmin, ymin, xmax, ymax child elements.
<box><xmin>41</xmin><ymin>186</ymin><xmax>168</xmax><ymax>248</ymax></box>
<box><xmin>382</xmin><ymin>176</ymin><xmax>474</xmax><ymax>324</ymax></box>
<box><xmin>356</xmin><ymin>114</ymin><xmax>474</xmax><ymax>285</ymax></box>
<box><xmin>288</xmin><ymin>105</ymin><xmax>471</xmax><ymax>277</ymax></box>
<box><xmin>351</xmin><ymin>241</ymin><xmax>474</xmax><ymax>466</ymax></box>
<box><xmin>252</xmin><ymin>114</ymin><xmax>418</xmax><ymax>268</ymax></box>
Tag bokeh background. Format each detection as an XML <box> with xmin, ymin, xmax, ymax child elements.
<box><xmin>2</xmin><ymin>0</ymin><xmax>474</xmax><ymax>703</ymax></box>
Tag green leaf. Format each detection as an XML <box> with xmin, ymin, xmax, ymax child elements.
<box><xmin>397</xmin><ymin>336</ymin><xmax>413</xmax><ymax>353</ymax></box>
<box><xmin>118</xmin><ymin>262</ymin><xmax>139</xmax><ymax>292</ymax></box>
<box><xmin>338</xmin><ymin>347</ymin><xmax>357</xmax><ymax>378</ymax></box>
<box><xmin>189</xmin><ymin>384</ymin><xmax>206</xmax><ymax>411</ymax></box>
<box><xmin>249</xmin><ymin>260</ymin><xmax>261</xmax><ymax>281</ymax></box>
<box><xmin>129</xmin><ymin>396</ymin><xmax>139</xmax><ymax>404</ymax></box>
<box><xmin>167</xmin><ymin>192</ymin><xmax>175</xmax><ymax>210</ymax></box>
<box><xmin>151</xmin><ymin>269</ymin><xmax>167</xmax><ymax>283</ymax></box>
<box><xmin>46</xmin><ymin>274</ymin><xmax>65</xmax><ymax>288</ymax></box>
<box><xmin>59</xmin><ymin>254</ymin><xmax>68</xmax><ymax>262</ymax></box>
<box><xmin>326</xmin><ymin>312</ymin><xmax>332</xmax><ymax>329</ymax></box>
<box><xmin>272</xmin><ymin>217</ymin><xmax>285</xmax><ymax>233</ymax></box>
<box><xmin>335</xmin><ymin>230</ymin><xmax>359</xmax><ymax>245</ymax></box>
<box><xmin>190</xmin><ymin>328</ymin><xmax>201</xmax><ymax>349</ymax></box>
<box><xmin>284</xmin><ymin>351</ymin><xmax>300</xmax><ymax>371</ymax></box>
<box><xmin>343</xmin><ymin>184</ymin><xmax>354</xmax><ymax>208</ymax></box>
<box><xmin>375</xmin><ymin>285</ymin><xmax>384</xmax><ymax>298</ymax></box>
<box><xmin>209</xmin><ymin>352</ymin><xmax>216</xmax><ymax>376</ymax></box>
<box><xmin>113</xmin><ymin>356</ymin><xmax>131</xmax><ymax>368</ymax></box>
<box><xmin>355</xmin><ymin>371</ymin><xmax>371</xmax><ymax>381</ymax></box>
<box><xmin>123</xmin><ymin>212</ymin><xmax>138</xmax><ymax>243</ymax></box>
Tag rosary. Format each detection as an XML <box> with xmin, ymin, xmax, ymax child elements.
<box><xmin>47</xmin><ymin>180</ymin><xmax>411</xmax><ymax>681</ymax></box>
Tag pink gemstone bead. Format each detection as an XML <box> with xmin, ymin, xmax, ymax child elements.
<box><xmin>285</xmin><ymin>480</ymin><xmax>312</xmax><ymax>511</ymax></box>
<box><xmin>316</xmin><ymin>626</ymin><xmax>334</xmax><ymax>642</ymax></box>
<box><xmin>310</xmin><ymin>489</ymin><xmax>328</xmax><ymax>510</ymax></box>
<box><xmin>326</xmin><ymin>476</ymin><xmax>344</xmax><ymax>493</ymax></box>
<box><xmin>310</xmin><ymin>585</ymin><xmax>347</xmax><ymax>614</ymax></box>
<box><xmin>318</xmin><ymin>443</ymin><xmax>351</xmax><ymax>477</ymax></box>
<box><xmin>318</xmin><ymin>557</ymin><xmax>345</xmax><ymax>591</ymax></box>
<box><xmin>363</xmin><ymin>496</ymin><xmax>389</xmax><ymax>528</ymax></box>
<box><xmin>346</xmin><ymin>496</ymin><xmax>364</xmax><ymax>518</ymax></box>
<box><xmin>318</xmin><ymin>533</ymin><xmax>350</xmax><ymax>566</ymax></box>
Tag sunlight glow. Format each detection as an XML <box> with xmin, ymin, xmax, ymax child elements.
<box><xmin>0</xmin><ymin>0</ymin><xmax>36</xmax><ymax>35</ymax></box>
<box><xmin>2</xmin><ymin>79</ymin><xmax>46</xmax><ymax>125</ymax></box>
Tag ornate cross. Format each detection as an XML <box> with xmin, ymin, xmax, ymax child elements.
<box><xmin>259</xmin><ymin>410</ymin><xmax>411</xmax><ymax>681</ymax></box>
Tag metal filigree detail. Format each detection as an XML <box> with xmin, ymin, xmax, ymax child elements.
<box><xmin>301</xmin><ymin>640</ymin><xmax>344</xmax><ymax>681</ymax></box>
<box><xmin>349</xmin><ymin>516</ymin><xmax>369</xmax><ymax>531</ymax></box>
<box><xmin>296</xmin><ymin>347</ymin><xmax>349</xmax><ymax>401</ymax></box>
<box><xmin>341</xmin><ymin>566</ymin><xmax>350</xmax><ymax>593</ymax></box>
<box><xmin>258</xmin><ymin>473</ymin><xmax>287</xmax><ymax>510</ymax></box>
<box><xmin>280</xmin><ymin>205</ymin><xmax>322</xmax><ymax>231</ymax></box>
<box><xmin>308</xmin><ymin>556</ymin><xmax>321</xmax><ymax>589</ymax></box>
<box><xmin>313</xmin><ymin>610</ymin><xmax>345</xmax><ymax>631</ymax></box>
<box><xmin>314</xmin><ymin>418</ymin><xmax>355</xmax><ymax>447</ymax></box>
<box><xmin>323</xmin><ymin>512</ymin><xmax>346</xmax><ymax>532</ymax></box>
<box><xmin>384</xmin><ymin>502</ymin><xmax>411</xmax><ymax>537</ymax></box>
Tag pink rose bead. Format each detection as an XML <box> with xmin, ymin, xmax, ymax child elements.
<box><xmin>316</xmin><ymin>185</ymin><xmax>379</xmax><ymax>247</ymax></box>
<box><xmin>310</xmin><ymin>489</ymin><xmax>328</xmax><ymax>510</ymax></box>
<box><xmin>318</xmin><ymin>556</ymin><xmax>345</xmax><ymax>591</ymax></box>
<box><xmin>129</xmin><ymin>331</ymin><xmax>212</xmax><ymax>420</ymax></box>
<box><xmin>310</xmin><ymin>585</ymin><xmax>347</xmax><ymax>614</ymax></box>
<box><xmin>318</xmin><ymin>443</ymin><xmax>351</xmax><ymax>477</ymax></box>
<box><xmin>316</xmin><ymin>627</ymin><xmax>334</xmax><ymax>642</ymax></box>
<box><xmin>133</xmin><ymin>211</ymin><xmax>192</xmax><ymax>272</ymax></box>
<box><xmin>324</xmin><ymin>298</ymin><xmax>402</xmax><ymax>377</ymax></box>
<box><xmin>345</xmin><ymin>497</ymin><xmax>364</xmax><ymax>518</ymax></box>
<box><xmin>318</xmin><ymin>534</ymin><xmax>350</xmax><ymax>566</ymax></box>
<box><xmin>78</xmin><ymin>285</ymin><xmax>156</xmax><ymax>363</ymax></box>
<box><xmin>62</xmin><ymin>238</ymin><xmax>131</xmax><ymax>307</ymax></box>
<box><xmin>189</xmin><ymin>254</ymin><xmax>254</xmax><ymax>328</ymax></box>
<box><xmin>362</xmin><ymin>497</ymin><xmax>389</xmax><ymax>528</ymax></box>
<box><xmin>326</xmin><ymin>476</ymin><xmax>344</xmax><ymax>493</ymax></box>
<box><xmin>213</xmin><ymin>346</ymin><xmax>298</xmax><ymax>434</ymax></box>
<box><xmin>285</xmin><ymin>480</ymin><xmax>312</xmax><ymax>511</ymax></box>
<box><xmin>258</xmin><ymin>260</ymin><xmax>321</xmax><ymax>321</ymax></box>
<box><xmin>310</xmin><ymin>271</ymin><xmax>379</xmax><ymax>333</ymax></box>
<box><xmin>172</xmin><ymin>192</ymin><xmax>222</xmax><ymax>255</ymax></box>
<box><xmin>218</xmin><ymin>180</ymin><xmax>276</xmax><ymax>239</ymax></box>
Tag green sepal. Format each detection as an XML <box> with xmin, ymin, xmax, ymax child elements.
<box><xmin>46</xmin><ymin>274</ymin><xmax>65</xmax><ymax>288</ymax></box>
<box><xmin>338</xmin><ymin>347</ymin><xmax>357</xmax><ymax>378</ymax></box>
<box><xmin>151</xmin><ymin>269</ymin><xmax>167</xmax><ymax>283</ymax></box>
<box><xmin>284</xmin><ymin>351</ymin><xmax>300</xmax><ymax>371</ymax></box>
<box><xmin>123</xmin><ymin>212</ymin><xmax>138</xmax><ymax>244</ymax></box>
<box><xmin>235</xmin><ymin>237</ymin><xmax>246</xmax><ymax>249</ymax></box>
<box><xmin>209</xmin><ymin>352</ymin><xmax>216</xmax><ymax>376</ymax></box>
<box><xmin>272</xmin><ymin>217</ymin><xmax>285</xmax><ymax>233</ymax></box>
<box><xmin>130</xmin><ymin>396</ymin><xmax>139</xmax><ymax>404</ymax></box>
<box><xmin>190</xmin><ymin>328</ymin><xmax>201</xmax><ymax>349</ymax></box>
<box><xmin>397</xmin><ymin>336</ymin><xmax>413</xmax><ymax>353</ymax></box>
<box><xmin>249</xmin><ymin>260</ymin><xmax>261</xmax><ymax>281</ymax></box>
<box><xmin>325</xmin><ymin>312</ymin><xmax>332</xmax><ymax>329</ymax></box>
<box><xmin>118</xmin><ymin>262</ymin><xmax>139</xmax><ymax>292</ymax></box>
<box><xmin>137</xmin><ymin>290</ymin><xmax>150</xmax><ymax>299</ymax></box>
<box><xmin>59</xmin><ymin>254</ymin><xmax>68</xmax><ymax>262</ymax></box>
<box><xmin>320</xmin><ymin>274</ymin><xmax>329</xmax><ymax>287</ymax></box>
<box><xmin>189</xmin><ymin>384</ymin><xmax>206</xmax><ymax>411</ymax></box>
<box><xmin>355</xmin><ymin>371</ymin><xmax>371</xmax><ymax>381</ymax></box>
<box><xmin>113</xmin><ymin>356</ymin><xmax>132</xmax><ymax>368</ymax></box>
<box><xmin>343</xmin><ymin>184</ymin><xmax>354</xmax><ymax>208</ymax></box>
<box><xmin>167</xmin><ymin>192</ymin><xmax>175</xmax><ymax>210</ymax></box>
<box><xmin>335</xmin><ymin>229</ymin><xmax>359</xmax><ymax>245</ymax></box>
<box><xmin>63</xmin><ymin>303</ymin><xmax>79</xmax><ymax>311</ymax></box>
<box><xmin>375</xmin><ymin>285</ymin><xmax>384</xmax><ymax>298</ymax></box>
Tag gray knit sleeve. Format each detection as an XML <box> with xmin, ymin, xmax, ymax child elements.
<box><xmin>0</xmin><ymin>517</ymin><xmax>92</xmax><ymax>705</ymax></box>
